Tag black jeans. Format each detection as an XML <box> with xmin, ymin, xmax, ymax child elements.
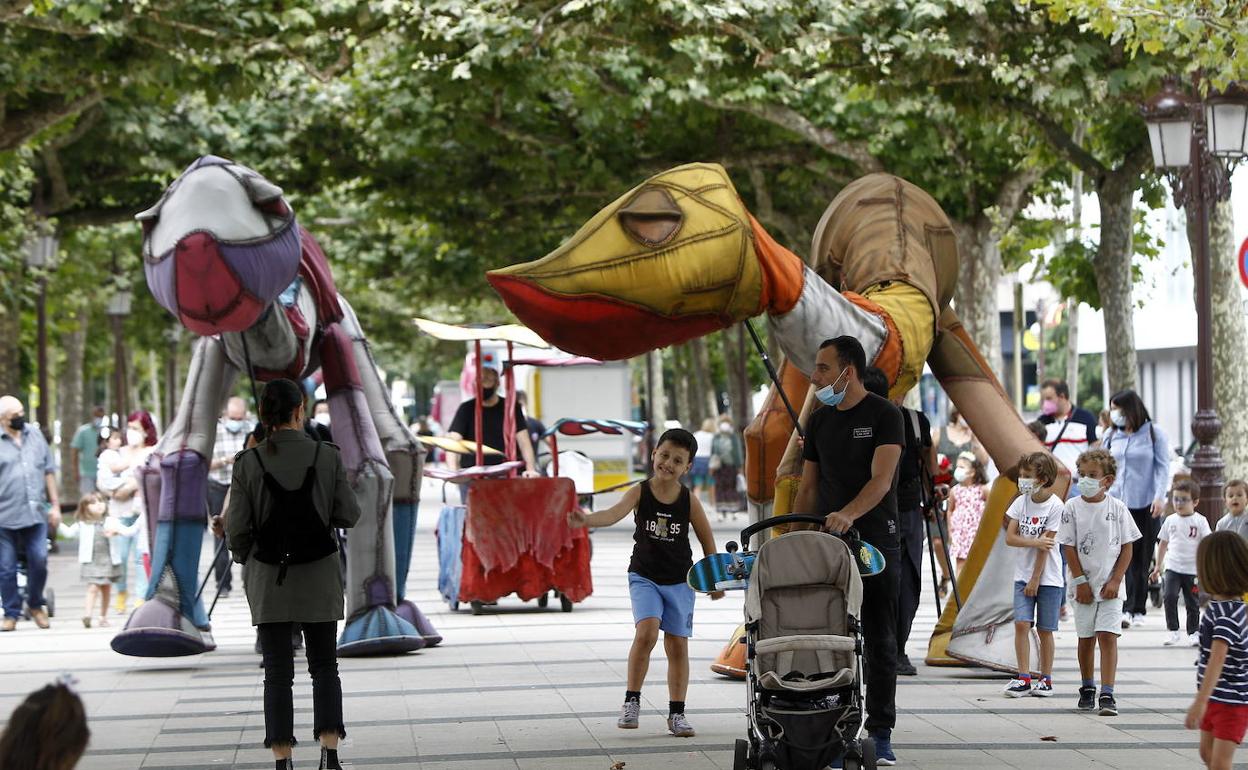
<box><xmin>861</xmin><ymin>543</ymin><xmax>900</xmax><ymax>734</ymax></box>
<box><xmin>895</xmin><ymin>508</ymin><xmax>924</xmax><ymax>659</ymax></box>
<box><xmin>258</xmin><ymin>621</ymin><xmax>345</xmax><ymax>748</ymax></box>
<box><xmin>207</xmin><ymin>480</ymin><xmax>232</xmax><ymax>592</ymax></box>
<box><xmin>1163</xmin><ymin>570</ymin><xmax>1200</xmax><ymax>635</ymax></box>
<box><xmin>1123</xmin><ymin>506</ymin><xmax>1159</xmax><ymax>616</ymax></box>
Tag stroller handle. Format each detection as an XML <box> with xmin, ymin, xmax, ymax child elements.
<box><xmin>738</xmin><ymin>514</ymin><xmax>830</xmax><ymax>549</ymax></box>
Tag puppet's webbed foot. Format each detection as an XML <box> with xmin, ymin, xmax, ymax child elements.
<box><xmin>395</xmin><ymin>599</ymin><xmax>442</xmax><ymax>647</ymax></box>
<box><xmin>337</xmin><ymin>605</ymin><xmax>426</xmax><ymax>656</ymax></box>
<box><xmin>110</xmin><ymin>595</ymin><xmax>216</xmax><ymax>657</ymax></box>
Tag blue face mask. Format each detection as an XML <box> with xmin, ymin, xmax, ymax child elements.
<box><xmin>815</xmin><ymin>369</ymin><xmax>849</xmax><ymax>407</ymax></box>
<box><xmin>225</xmin><ymin>419</ymin><xmax>246</xmax><ymax>434</ymax></box>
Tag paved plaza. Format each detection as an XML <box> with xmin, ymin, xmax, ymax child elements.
<box><xmin>0</xmin><ymin>486</ymin><xmax>1225</xmax><ymax>768</ymax></box>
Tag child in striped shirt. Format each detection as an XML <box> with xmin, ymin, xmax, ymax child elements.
<box><xmin>1187</xmin><ymin>531</ymin><xmax>1248</xmax><ymax>769</ymax></box>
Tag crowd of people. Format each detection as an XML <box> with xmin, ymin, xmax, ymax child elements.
<box><xmin>7</xmin><ymin>341</ymin><xmax>1248</xmax><ymax>769</ymax></box>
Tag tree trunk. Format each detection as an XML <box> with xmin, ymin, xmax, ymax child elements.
<box><xmin>672</xmin><ymin>343</ymin><xmax>693</xmax><ymax>428</ymax></box>
<box><xmin>1092</xmin><ymin>174</ymin><xmax>1138</xmax><ymax>392</ymax></box>
<box><xmin>1066</xmin><ymin>303</ymin><xmax>1080</xmax><ymax>399</ymax></box>
<box><xmin>689</xmin><ymin>336</ymin><xmax>717</xmax><ymax>422</ymax></box>
<box><xmin>0</xmin><ymin>302</ymin><xmax>18</xmax><ymax>397</ymax></box>
<box><xmin>1205</xmin><ymin>199</ymin><xmax>1248</xmax><ymax>479</ymax></box>
<box><xmin>733</xmin><ymin>324</ymin><xmax>753</xmax><ymax>429</ymax></box>
<box><xmin>951</xmin><ymin>220</ymin><xmax>1004</xmax><ymax>380</ymax></box>
<box><xmin>721</xmin><ymin>328</ymin><xmax>748</xmax><ymax>430</ymax></box>
<box><xmin>648</xmin><ymin>349</ymin><xmax>667</xmax><ymax>430</ymax></box>
<box><xmin>57</xmin><ymin>312</ymin><xmax>85</xmax><ymax>499</ymax></box>
<box><xmin>1066</xmin><ymin>145</ymin><xmax>1084</xmax><ymax>397</ymax></box>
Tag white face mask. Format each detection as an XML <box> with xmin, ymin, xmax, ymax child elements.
<box><xmin>1017</xmin><ymin>478</ymin><xmax>1037</xmax><ymax>495</ymax></box>
<box><xmin>718</xmin><ymin>422</ymin><xmax>731</xmax><ymax>433</ymax></box>
<box><xmin>1077</xmin><ymin>476</ymin><xmax>1103</xmax><ymax>498</ymax></box>
<box><xmin>1109</xmin><ymin>408</ymin><xmax>1126</xmax><ymax>428</ymax></box>
<box><xmin>954</xmin><ymin>467</ymin><xmax>971</xmax><ymax>483</ymax></box>
<box><xmin>126</xmin><ymin>428</ymin><xmax>144</xmax><ymax>447</ymax></box>
<box><xmin>314</xmin><ymin>413</ymin><xmax>331</xmax><ymax>427</ymax></box>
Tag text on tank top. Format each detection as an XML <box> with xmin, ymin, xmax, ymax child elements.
<box><xmin>628</xmin><ymin>481</ymin><xmax>693</xmax><ymax>585</ymax></box>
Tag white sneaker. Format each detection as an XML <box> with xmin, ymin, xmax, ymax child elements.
<box><xmin>1131</xmin><ymin>613</ymin><xmax>1145</xmax><ymax>627</ymax></box>
<box><xmin>618</xmin><ymin>701</ymin><xmax>640</xmax><ymax>729</ymax></box>
<box><xmin>1121</xmin><ymin>613</ymin><xmax>1133</xmax><ymax>630</ymax></box>
<box><xmin>1164</xmin><ymin>630</ymin><xmax>1182</xmax><ymax>646</ymax></box>
<box><xmin>1189</xmin><ymin>633</ymin><xmax>1201</xmax><ymax>648</ymax></box>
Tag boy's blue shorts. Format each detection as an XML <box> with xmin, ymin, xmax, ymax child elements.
<box><xmin>629</xmin><ymin>572</ymin><xmax>695</xmax><ymax>637</ymax></box>
<box><xmin>1013</xmin><ymin>581</ymin><xmax>1063</xmax><ymax>632</ymax></box>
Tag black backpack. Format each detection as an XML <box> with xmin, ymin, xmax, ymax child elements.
<box><xmin>248</xmin><ymin>442</ymin><xmax>338</xmax><ymax>585</ymax></box>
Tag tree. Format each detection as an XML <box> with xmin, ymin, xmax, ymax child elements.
<box><xmin>1036</xmin><ymin>0</ymin><xmax>1248</xmax><ymax>467</ymax></box>
<box><xmin>1204</xmin><ymin>200</ymin><xmax>1248</xmax><ymax>478</ymax></box>
<box><xmin>362</xmin><ymin>0</ymin><xmax>1064</xmax><ymax>380</ymax></box>
<box><xmin>1035</xmin><ymin>0</ymin><xmax>1248</xmax><ymax>88</ymax></box>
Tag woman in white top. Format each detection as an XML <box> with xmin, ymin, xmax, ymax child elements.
<box><xmin>690</xmin><ymin>418</ymin><xmax>715</xmax><ymax>506</ymax></box>
<box><xmin>97</xmin><ymin>412</ymin><xmax>157</xmax><ymax>612</ymax></box>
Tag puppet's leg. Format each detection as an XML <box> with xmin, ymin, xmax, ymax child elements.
<box><xmin>319</xmin><ymin>317</ymin><xmax>426</xmax><ymax>656</ymax></box>
<box><xmin>924</xmin><ymin>307</ymin><xmax>1070</xmax><ymax>671</ymax></box>
<box><xmin>337</xmin><ymin>296</ymin><xmax>440</xmax><ymax>646</ymax></box>
<box><xmin>111</xmin><ymin>337</ymin><xmax>236</xmax><ymax>657</ymax></box>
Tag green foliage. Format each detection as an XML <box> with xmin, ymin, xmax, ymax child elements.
<box><xmin>1034</xmin><ymin>0</ymin><xmax>1247</xmax><ymax>89</ymax></box>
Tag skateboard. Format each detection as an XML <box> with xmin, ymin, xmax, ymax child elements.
<box><xmin>849</xmin><ymin>536</ymin><xmax>887</xmax><ymax>577</ymax></box>
<box><xmin>687</xmin><ymin>552</ymin><xmax>756</xmax><ymax>593</ymax></box>
<box><xmin>687</xmin><ymin>536</ymin><xmax>885</xmax><ymax>593</ymax></box>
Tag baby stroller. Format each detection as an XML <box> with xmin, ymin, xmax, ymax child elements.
<box><xmin>732</xmin><ymin>514</ymin><xmax>873</xmax><ymax>770</ymax></box>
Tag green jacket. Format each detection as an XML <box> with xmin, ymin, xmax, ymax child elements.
<box><xmin>225</xmin><ymin>429</ymin><xmax>361</xmax><ymax>625</ymax></box>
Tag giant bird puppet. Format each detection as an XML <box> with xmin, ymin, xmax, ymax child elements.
<box><xmin>487</xmin><ymin>163</ymin><xmax>1071</xmax><ymax>672</ymax></box>
<box><xmin>110</xmin><ymin>156</ymin><xmax>441</xmax><ymax>657</ymax></box>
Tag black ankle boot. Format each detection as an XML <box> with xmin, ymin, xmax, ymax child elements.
<box><xmin>275</xmin><ymin>759</ymin><xmax>293</xmax><ymax>770</ymax></box>
<box><xmin>319</xmin><ymin>747</ymin><xmax>342</xmax><ymax>770</ymax></box>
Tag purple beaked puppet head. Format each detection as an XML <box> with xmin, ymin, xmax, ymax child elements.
<box><xmin>136</xmin><ymin>156</ymin><xmax>302</xmax><ymax>336</ymax></box>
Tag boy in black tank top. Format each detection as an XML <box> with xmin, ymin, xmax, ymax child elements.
<box><xmin>569</xmin><ymin>428</ymin><xmax>721</xmax><ymax>737</ymax></box>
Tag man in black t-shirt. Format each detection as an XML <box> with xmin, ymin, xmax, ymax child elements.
<box><xmin>795</xmin><ymin>336</ymin><xmax>903</xmax><ymax>765</ymax></box>
<box><xmin>862</xmin><ymin>367</ymin><xmax>935</xmax><ymax>679</ymax></box>
<box><xmin>446</xmin><ymin>364</ymin><xmax>540</xmax><ymax>477</ymax></box>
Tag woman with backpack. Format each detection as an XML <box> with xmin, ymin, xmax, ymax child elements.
<box><xmin>1102</xmin><ymin>388</ymin><xmax>1171</xmax><ymax>629</ymax></box>
<box><xmin>225</xmin><ymin>379</ymin><xmax>361</xmax><ymax>770</ymax></box>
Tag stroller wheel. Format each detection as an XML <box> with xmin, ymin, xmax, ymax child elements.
<box><xmin>733</xmin><ymin>738</ymin><xmax>749</xmax><ymax>770</ymax></box>
<box><xmin>853</xmin><ymin>735</ymin><xmax>878</xmax><ymax>770</ymax></box>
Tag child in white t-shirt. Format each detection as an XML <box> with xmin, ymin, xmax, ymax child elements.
<box><xmin>1152</xmin><ymin>478</ymin><xmax>1212</xmax><ymax>647</ymax></box>
<box><xmin>1002</xmin><ymin>451</ymin><xmax>1065</xmax><ymax>698</ymax></box>
<box><xmin>1058</xmin><ymin>448</ymin><xmax>1142</xmax><ymax>717</ymax></box>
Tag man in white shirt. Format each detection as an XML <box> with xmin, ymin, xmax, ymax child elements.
<box><xmin>1038</xmin><ymin>379</ymin><xmax>1099</xmax><ymax>490</ymax></box>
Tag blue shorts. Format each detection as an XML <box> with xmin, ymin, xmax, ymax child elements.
<box><xmin>1013</xmin><ymin>581</ymin><xmax>1063</xmax><ymax>632</ymax></box>
<box><xmin>629</xmin><ymin>572</ymin><xmax>695</xmax><ymax>637</ymax></box>
<box><xmin>688</xmin><ymin>457</ymin><xmax>711</xmax><ymax>488</ymax></box>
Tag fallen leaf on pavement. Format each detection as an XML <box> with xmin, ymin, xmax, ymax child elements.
<box><xmin>1040</xmin><ymin>736</ymin><xmax>1058</xmax><ymax>742</ymax></box>
<box><xmin>611</xmin><ymin>763</ymin><xmax>626</xmax><ymax>770</ymax></box>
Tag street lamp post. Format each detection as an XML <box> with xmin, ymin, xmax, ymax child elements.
<box><xmin>106</xmin><ymin>287</ymin><xmax>132</xmax><ymax>426</ymax></box>
<box><xmin>1143</xmin><ymin>80</ymin><xmax>1248</xmax><ymax>526</ymax></box>
<box><xmin>24</xmin><ymin>232</ymin><xmax>57</xmax><ymax>442</ymax></box>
